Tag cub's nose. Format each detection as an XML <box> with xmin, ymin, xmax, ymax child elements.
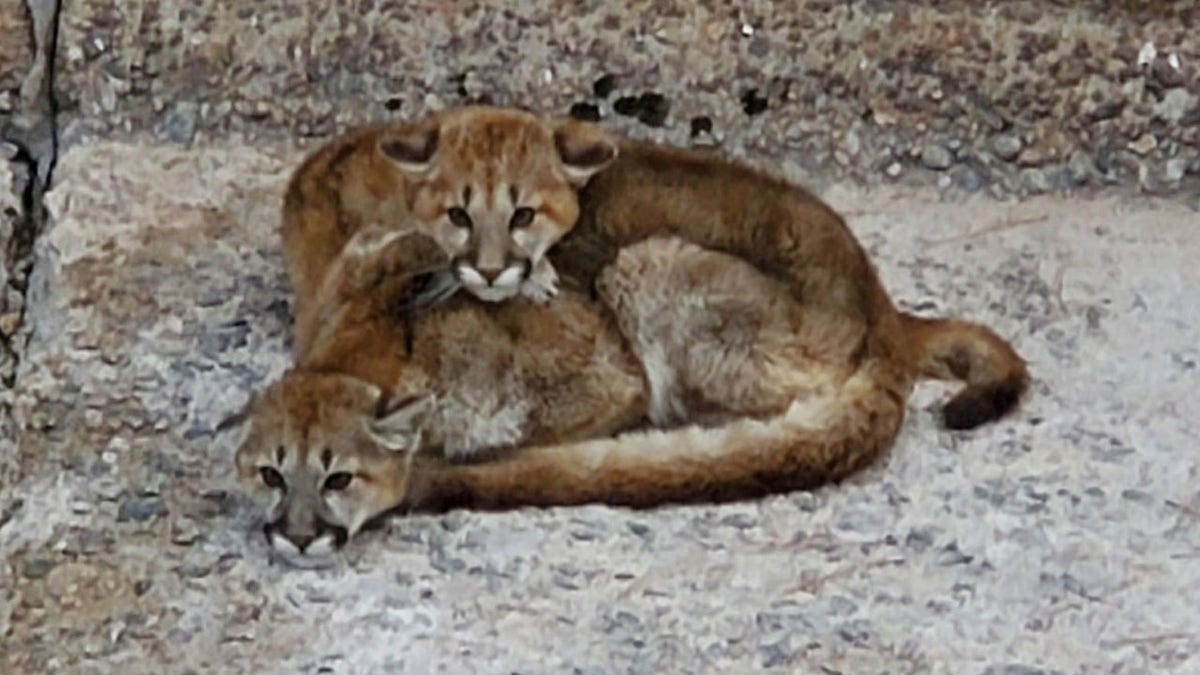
<box><xmin>263</xmin><ymin>519</ymin><xmax>349</xmax><ymax>552</ymax></box>
<box><xmin>477</xmin><ymin>267</ymin><xmax>503</xmax><ymax>284</ymax></box>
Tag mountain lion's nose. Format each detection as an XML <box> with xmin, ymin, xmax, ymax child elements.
<box><xmin>477</xmin><ymin>267</ymin><xmax>503</xmax><ymax>284</ymax></box>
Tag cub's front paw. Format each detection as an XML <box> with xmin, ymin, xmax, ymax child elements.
<box><xmin>520</xmin><ymin>259</ymin><xmax>560</xmax><ymax>304</ymax></box>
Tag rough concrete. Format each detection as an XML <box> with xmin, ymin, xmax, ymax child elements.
<box><xmin>2</xmin><ymin>140</ymin><xmax>1198</xmax><ymax>673</ymax></box>
<box><xmin>0</xmin><ymin>0</ymin><xmax>32</xmax><ymax>112</ymax></box>
<box><xmin>52</xmin><ymin>0</ymin><xmax>1200</xmax><ymax>198</ymax></box>
<box><xmin>4</xmin><ymin>1</ymin><xmax>1200</xmax><ymax>672</ymax></box>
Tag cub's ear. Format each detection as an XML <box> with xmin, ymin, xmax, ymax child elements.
<box><xmin>552</xmin><ymin>119</ymin><xmax>618</xmax><ymax>186</ymax></box>
<box><xmin>378</xmin><ymin>119</ymin><xmax>440</xmax><ymax>177</ymax></box>
<box><xmin>366</xmin><ymin>391</ymin><xmax>436</xmax><ymax>453</ymax></box>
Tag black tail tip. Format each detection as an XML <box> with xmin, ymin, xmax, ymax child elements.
<box><xmin>941</xmin><ymin>376</ymin><xmax>1028</xmax><ymax>430</ymax></box>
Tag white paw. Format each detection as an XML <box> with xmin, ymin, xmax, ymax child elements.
<box><xmin>520</xmin><ymin>260</ymin><xmax>559</xmax><ymax>304</ymax></box>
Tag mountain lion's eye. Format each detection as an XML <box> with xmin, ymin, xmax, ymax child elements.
<box><xmin>260</xmin><ymin>466</ymin><xmax>286</xmax><ymax>490</ymax></box>
<box><xmin>323</xmin><ymin>472</ymin><xmax>353</xmax><ymax>491</ymax></box>
<box><xmin>509</xmin><ymin>207</ymin><xmax>535</xmax><ymax>229</ymax></box>
<box><xmin>447</xmin><ymin>207</ymin><xmax>473</xmax><ymax>229</ymax></box>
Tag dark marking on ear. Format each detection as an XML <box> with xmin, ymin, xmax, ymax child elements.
<box><xmin>379</xmin><ymin>125</ymin><xmax>439</xmax><ymax>167</ymax></box>
<box><xmin>275</xmin><ymin>445</ymin><xmax>285</xmax><ymax>464</ymax></box>
<box><xmin>321</xmin><ymin>447</ymin><xmax>333</xmax><ymax>470</ymax></box>
<box><xmin>554</xmin><ymin>128</ymin><xmax>617</xmax><ymax>169</ymax></box>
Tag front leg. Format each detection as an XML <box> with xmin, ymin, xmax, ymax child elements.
<box><xmin>297</xmin><ymin>229</ymin><xmax>452</xmax><ymax>358</ymax></box>
<box><xmin>519</xmin><ymin>257</ymin><xmax>560</xmax><ymax>304</ymax></box>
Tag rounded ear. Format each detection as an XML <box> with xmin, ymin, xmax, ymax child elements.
<box><xmin>552</xmin><ymin>119</ymin><xmax>618</xmax><ymax>186</ymax></box>
<box><xmin>366</xmin><ymin>391</ymin><xmax>436</xmax><ymax>453</ymax></box>
<box><xmin>378</xmin><ymin>120</ymin><xmax>440</xmax><ymax>177</ymax></box>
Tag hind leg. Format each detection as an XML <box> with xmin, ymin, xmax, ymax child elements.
<box><xmin>596</xmin><ymin>236</ymin><xmax>849</xmax><ymax>426</ymax></box>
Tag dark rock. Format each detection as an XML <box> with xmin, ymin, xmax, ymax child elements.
<box><xmin>740</xmin><ymin>88</ymin><xmax>768</xmax><ymax>116</ymax></box>
<box><xmin>23</xmin><ymin>557</ymin><xmax>55</xmax><ymax>579</ymax></box>
<box><xmin>592</xmin><ymin>74</ymin><xmax>617</xmax><ymax>99</ymax></box>
<box><xmin>690</xmin><ymin>115</ymin><xmax>713</xmax><ymax>137</ymax></box>
<box><xmin>118</xmin><ymin>495</ymin><xmax>167</xmax><ymax>523</ymax></box>
<box><xmin>1088</xmin><ymin>100</ymin><xmax>1123</xmax><ymax>121</ymax></box>
<box><xmin>613</xmin><ymin>95</ymin><xmax>640</xmax><ymax>116</ymax></box>
<box><xmin>568</xmin><ymin>102</ymin><xmax>601</xmax><ymax>122</ymax></box>
<box><xmin>904</xmin><ymin>528</ymin><xmax>934</xmax><ymax>552</ymax></box>
<box><xmin>636</xmin><ymin>93</ymin><xmax>669</xmax><ymax>127</ymax></box>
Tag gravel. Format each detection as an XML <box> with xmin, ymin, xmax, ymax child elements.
<box><xmin>3</xmin><ymin>142</ymin><xmax>1198</xmax><ymax>672</ymax></box>
<box><xmin>41</xmin><ymin>0</ymin><xmax>1200</xmax><ymax>199</ymax></box>
<box><xmin>3</xmin><ymin>0</ymin><xmax>1200</xmax><ymax>672</ymax></box>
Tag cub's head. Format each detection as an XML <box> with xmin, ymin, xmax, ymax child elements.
<box><xmin>378</xmin><ymin>106</ymin><xmax>617</xmax><ymax>302</ymax></box>
<box><xmin>227</xmin><ymin>372</ymin><xmax>433</xmax><ymax>567</ymax></box>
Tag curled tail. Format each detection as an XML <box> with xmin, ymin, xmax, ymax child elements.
<box><xmin>900</xmin><ymin>313</ymin><xmax>1029</xmax><ymax>430</ymax></box>
<box><xmin>413</xmin><ymin>367</ymin><xmax>907</xmax><ymax>511</ymax></box>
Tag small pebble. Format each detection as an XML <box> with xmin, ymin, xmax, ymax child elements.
<box><xmin>23</xmin><ymin>557</ymin><xmax>55</xmax><ymax>579</ymax></box>
<box><xmin>1165</xmin><ymin>157</ymin><xmax>1190</xmax><ymax>183</ymax></box>
<box><xmin>118</xmin><ymin>495</ymin><xmax>167</xmax><ymax>523</ymax></box>
<box><xmin>160</xmin><ymin>102</ymin><xmax>198</xmax><ymax>146</ymax></box>
<box><xmin>921</xmin><ymin>143</ymin><xmax>954</xmax><ymax>170</ymax></box>
<box><xmin>991</xmin><ymin>134</ymin><xmax>1023</xmax><ymax>161</ymax></box>
<box><xmin>1128</xmin><ymin>133</ymin><xmax>1157</xmax><ymax>156</ymax></box>
<box><xmin>1156</xmin><ymin>88</ymin><xmax>1197</xmax><ymax>123</ymax></box>
<box><xmin>171</xmin><ymin>518</ymin><xmax>201</xmax><ymax>545</ymax></box>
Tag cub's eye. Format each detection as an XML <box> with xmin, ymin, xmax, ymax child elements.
<box><xmin>509</xmin><ymin>207</ymin><xmax>535</xmax><ymax>229</ymax></box>
<box><xmin>323</xmin><ymin>472</ymin><xmax>353</xmax><ymax>491</ymax></box>
<box><xmin>259</xmin><ymin>466</ymin><xmax>286</xmax><ymax>490</ymax></box>
<box><xmin>447</xmin><ymin>207</ymin><xmax>473</xmax><ymax>229</ymax></box>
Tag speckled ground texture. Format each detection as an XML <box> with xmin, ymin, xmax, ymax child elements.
<box><xmin>3</xmin><ymin>1</ymin><xmax>1200</xmax><ymax>673</ymax></box>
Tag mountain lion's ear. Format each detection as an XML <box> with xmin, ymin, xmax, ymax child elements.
<box><xmin>366</xmin><ymin>391</ymin><xmax>436</xmax><ymax>453</ymax></box>
<box><xmin>379</xmin><ymin>120</ymin><xmax>440</xmax><ymax>177</ymax></box>
<box><xmin>552</xmin><ymin>119</ymin><xmax>618</xmax><ymax>186</ymax></box>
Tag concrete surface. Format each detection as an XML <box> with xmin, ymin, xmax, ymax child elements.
<box><xmin>3</xmin><ymin>1</ymin><xmax>1200</xmax><ymax>673</ymax></box>
<box><xmin>0</xmin><ymin>0</ymin><xmax>32</xmax><ymax>110</ymax></box>
<box><xmin>52</xmin><ymin>0</ymin><xmax>1200</xmax><ymax>198</ymax></box>
<box><xmin>1</xmin><ymin>139</ymin><xmax>1198</xmax><ymax>673</ymax></box>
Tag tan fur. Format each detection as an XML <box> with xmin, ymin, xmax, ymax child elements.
<box><xmin>234</xmin><ymin>229</ymin><xmax>651</xmax><ymax>561</ymax></box>
<box><xmin>237</xmin><ymin>106</ymin><xmax>1031</xmax><ymax>560</ymax></box>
